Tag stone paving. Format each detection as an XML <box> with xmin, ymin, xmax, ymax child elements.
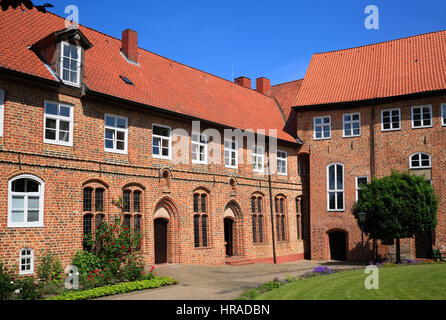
<box><xmin>100</xmin><ymin>260</ymin><xmax>361</xmax><ymax>300</ymax></box>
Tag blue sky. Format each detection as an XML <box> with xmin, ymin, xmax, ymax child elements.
<box><xmin>49</xmin><ymin>0</ymin><xmax>446</xmax><ymax>86</ymax></box>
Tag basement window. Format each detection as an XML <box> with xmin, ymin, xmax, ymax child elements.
<box><xmin>120</xmin><ymin>75</ymin><xmax>134</xmax><ymax>86</ymax></box>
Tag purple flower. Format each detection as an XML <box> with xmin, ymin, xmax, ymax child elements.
<box><xmin>312</xmin><ymin>266</ymin><xmax>332</xmax><ymax>274</ymax></box>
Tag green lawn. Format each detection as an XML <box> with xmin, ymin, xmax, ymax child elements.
<box><xmin>255</xmin><ymin>264</ymin><xmax>446</xmax><ymax>300</ymax></box>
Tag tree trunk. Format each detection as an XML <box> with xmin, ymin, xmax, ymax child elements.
<box><xmin>396</xmin><ymin>237</ymin><xmax>401</xmax><ymax>264</ymax></box>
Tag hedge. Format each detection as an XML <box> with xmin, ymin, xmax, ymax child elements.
<box><xmin>46</xmin><ymin>276</ymin><xmax>177</xmax><ymax>300</ymax></box>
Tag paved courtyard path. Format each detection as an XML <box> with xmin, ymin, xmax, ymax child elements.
<box><xmin>100</xmin><ymin>260</ymin><xmax>360</xmax><ymax>300</ymax></box>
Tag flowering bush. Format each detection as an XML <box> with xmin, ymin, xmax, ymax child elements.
<box><xmin>312</xmin><ymin>266</ymin><xmax>333</xmax><ymax>275</ymax></box>
<box><xmin>0</xmin><ymin>264</ymin><xmax>15</xmax><ymax>300</ymax></box>
<box><xmin>14</xmin><ymin>276</ymin><xmax>43</xmax><ymax>300</ymax></box>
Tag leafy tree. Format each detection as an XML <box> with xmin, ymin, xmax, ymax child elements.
<box><xmin>352</xmin><ymin>171</ymin><xmax>438</xmax><ymax>263</ymax></box>
<box><xmin>0</xmin><ymin>0</ymin><xmax>53</xmax><ymax>12</ymax></box>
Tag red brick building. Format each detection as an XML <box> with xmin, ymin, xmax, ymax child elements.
<box><xmin>272</xmin><ymin>31</ymin><xmax>446</xmax><ymax>261</ymax></box>
<box><xmin>0</xmin><ymin>9</ymin><xmax>445</xmax><ymax>276</ymax></box>
<box><xmin>0</xmin><ymin>9</ymin><xmax>305</xmax><ymax>274</ymax></box>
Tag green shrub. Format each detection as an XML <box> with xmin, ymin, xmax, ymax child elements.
<box><xmin>15</xmin><ymin>277</ymin><xmax>43</xmax><ymax>300</ymax></box>
<box><xmin>37</xmin><ymin>250</ymin><xmax>64</xmax><ymax>284</ymax></box>
<box><xmin>71</xmin><ymin>250</ymin><xmax>103</xmax><ymax>276</ymax></box>
<box><xmin>46</xmin><ymin>277</ymin><xmax>177</xmax><ymax>300</ymax></box>
<box><xmin>0</xmin><ymin>264</ymin><xmax>15</xmax><ymax>300</ymax></box>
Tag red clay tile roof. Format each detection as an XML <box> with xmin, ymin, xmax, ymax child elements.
<box><xmin>270</xmin><ymin>79</ymin><xmax>303</xmax><ymax>120</ymax></box>
<box><xmin>293</xmin><ymin>30</ymin><xmax>446</xmax><ymax>107</ymax></box>
<box><xmin>0</xmin><ymin>8</ymin><xmax>296</xmax><ymax>143</ymax></box>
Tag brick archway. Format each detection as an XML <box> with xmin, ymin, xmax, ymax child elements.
<box><xmin>153</xmin><ymin>196</ymin><xmax>180</xmax><ymax>264</ymax></box>
<box><xmin>224</xmin><ymin>201</ymin><xmax>244</xmax><ymax>257</ymax></box>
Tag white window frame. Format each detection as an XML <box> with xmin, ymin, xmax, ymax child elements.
<box><xmin>381</xmin><ymin>108</ymin><xmax>401</xmax><ymax>131</ymax></box>
<box><xmin>355</xmin><ymin>176</ymin><xmax>369</xmax><ymax>201</ymax></box>
<box><xmin>314</xmin><ymin>116</ymin><xmax>331</xmax><ymax>140</ymax></box>
<box><xmin>224</xmin><ymin>138</ymin><xmax>238</xmax><ymax>169</ymax></box>
<box><xmin>252</xmin><ymin>145</ymin><xmax>265</xmax><ymax>173</ymax></box>
<box><xmin>327</xmin><ymin>163</ymin><xmax>344</xmax><ymax>212</ymax></box>
<box><xmin>0</xmin><ymin>89</ymin><xmax>4</xmax><ymax>137</ymax></box>
<box><xmin>411</xmin><ymin>105</ymin><xmax>433</xmax><ymax>129</ymax></box>
<box><xmin>342</xmin><ymin>112</ymin><xmax>361</xmax><ymax>137</ymax></box>
<box><xmin>8</xmin><ymin>174</ymin><xmax>45</xmax><ymax>228</ymax></box>
<box><xmin>191</xmin><ymin>132</ymin><xmax>208</xmax><ymax>164</ymax></box>
<box><xmin>410</xmin><ymin>152</ymin><xmax>431</xmax><ymax>169</ymax></box>
<box><xmin>60</xmin><ymin>41</ymin><xmax>81</xmax><ymax>87</ymax></box>
<box><xmin>43</xmin><ymin>101</ymin><xmax>74</xmax><ymax>147</ymax></box>
<box><xmin>104</xmin><ymin>114</ymin><xmax>128</xmax><ymax>154</ymax></box>
<box><xmin>19</xmin><ymin>248</ymin><xmax>34</xmax><ymax>275</ymax></box>
<box><xmin>152</xmin><ymin>124</ymin><xmax>172</xmax><ymax>160</ymax></box>
<box><xmin>277</xmin><ymin>150</ymin><xmax>288</xmax><ymax>176</ymax></box>
<box><xmin>441</xmin><ymin>103</ymin><xmax>446</xmax><ymax>126</ymax></box>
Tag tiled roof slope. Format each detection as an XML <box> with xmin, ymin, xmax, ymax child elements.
<box><xmin>293</xmin><ymin>30</ymin><xmax>446</xmax><ymax>107</ymax></box>
<box><xmin>270</xmin><ymin>79</ymin><xmax>303</xmax><ymax>119</ymax></box>
<box><xmin>269</xmin><ymin>79</ymin><xmax>303</xmax><ymax>141</ymax></box>
<box><xmin>0</xmin><ymin>8</ymin><xmax>295</xmax><ymax>143</ymax></box>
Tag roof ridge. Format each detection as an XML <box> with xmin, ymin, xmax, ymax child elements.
<box><xmin>44</xmin><ymin>8</ymin><xmax>275</xmax><ymax>101</ymax></box>
<box><xmin>271</xmin><ymin>78</ymin><xmax>304</xmax><ymax>88</ymax></box>
<box><xmin>314</xmin><ymin>29</ymin><xmax>446</xmax><ymax>55</ymax></box>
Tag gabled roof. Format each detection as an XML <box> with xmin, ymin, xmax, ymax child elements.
<box><xmin>270</xmin><ymin>79</ymin><xmax>303</xmax><ymax>119</ymax></box>
<box><xmin>293</xmin><ymin>30</ymin><xmax>446</xmax><ymax>107</ymax></box>
<box><xmin>0</xmin><ymin>8</ymin><xmax>296</xmax><ymax>143</ymax></box>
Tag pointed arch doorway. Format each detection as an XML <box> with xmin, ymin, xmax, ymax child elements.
<box><xmin>153</xmin><ymin>198</ymin><xmax>179</xmax><ymax>265</ymax></box>
<box><xmin>224</xmin><ymin>201</ymin><xmax>244</xmax><ymax>258</ymax></box>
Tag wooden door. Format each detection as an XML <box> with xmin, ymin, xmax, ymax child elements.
<box><xmin>154</xmin><ymin>219</ymin><xmax>168</xmax><ymax>264</ymax></box>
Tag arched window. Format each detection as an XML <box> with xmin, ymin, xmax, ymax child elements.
<box><xmin>82</xmin><ymin>181</ymin><xmax>108</xmax><ymax>249</ymax></box>
<box><xmin>121</xmin><ymin>187</ymin><xmax>144</xmax><ymax>231</ymax></box>
<box><xmin>327</xmin><ymin>163</ymin><xmax>344</xmax><ymax>211</ymax></box>
<box><xmin>251</xmin><ymin>195</ymin><xmax>264</xmax><ymax>244</ymax></box>
<box><xmin>410</xmin><ymin>153</ymin><xmax>431</xmax><ymax>169</ymax></box>
<box><xmin>8</xmin><ymin>175</ymin><xmax>44</xmax><ymax>228</ymax></box>
<box><xmin>19</xmin><ymin>248</ymin><xmax>34</xmax><ymax>275</ymax></box>
<box><xmin>193</xmin><ymin>191</ymin><xmax>209</xmax><ymax>248</ymax></box>
<box><xmin>275</xmin><ymin>196</ymin><xmax>287</xmax><ymax>242</ymax></box>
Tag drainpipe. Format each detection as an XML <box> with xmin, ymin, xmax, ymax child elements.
<box><xmin>267</xmin><ymin>146</ymin><xmax>277</xmax><ymax>264</ymax></box>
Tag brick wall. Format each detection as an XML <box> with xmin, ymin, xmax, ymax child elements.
<box><xmin>296</xmin><ymin>94</ymin><xmax>446</xmax><ymax>261</ymax></box>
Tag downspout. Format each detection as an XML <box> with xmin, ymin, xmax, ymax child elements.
<box><xmin>267</xmin><ymin>144</ymin><xmax>277</xmax><ymax>264</ymax></box>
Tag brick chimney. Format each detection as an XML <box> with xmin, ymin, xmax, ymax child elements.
<box><xmin>122</xmin><ymin>29</ymin><xmax>138</xmax><ymax>63</ymax></box>
<box><xmin>256</xmin><ymin>77</ymin><xmax>271</xmax><ymax>95</ymax></box>
<box><xmin>234</xmin><ymin>76</ymin><xmax>251</xmax><ymax>89</ymax></box>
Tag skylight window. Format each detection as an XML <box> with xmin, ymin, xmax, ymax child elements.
<box><xmin>120</xmin><ymin>75</ymin><xmax>134</xmax><ymax>86</ymax></box>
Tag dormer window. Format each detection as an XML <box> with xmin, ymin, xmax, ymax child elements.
<box><xmin>61</xmin><ymin>41</ymin><xmax>81</xmax><ymax>87</ymax></box>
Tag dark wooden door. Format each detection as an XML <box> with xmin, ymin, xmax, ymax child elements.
<box><xmin>224</xmin><ymin>218</ymin><xmax>233</xmax><ymax>257</ymax></box>
<box><xmin>154</xmin><ymin>219</ymin><xmax>168</xmax><ymax>264</ymax></box>
<box><xmin>416</xmin><ymin>232</ymin><xmax>432</xmax><ymax>259</ymax></box>
<box><xmin>329</xmin><ymin>231</ymin><xmax>347</xmax><ymax>260</ymax></box>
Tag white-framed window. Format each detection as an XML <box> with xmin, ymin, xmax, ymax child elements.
<box><xmin>19</xmin><ymin>248</ymin><xmax>34</xmax><ymax>275</ymax></box>
<box><xmin>441</xmin><ymin>103</ymin><xmax>446</xmax><ymax>126</ymax></box>
<box><xmin>410</xmin><ymin>153</ymin><xmax>431</xmax><ymax>169</ymax></box>
<box><xmin>60</xmin><ymin>41</ymin><xmax>81</xmax><ymax>87</ymax></box>
<box><xmin>343</xmin><ymin>113</ymin><xmax>361</xmax><ymax>137</ymax></box>
<box><xmin>327</xmin><ymin>163</ymin><xmax>344</xmax><ymax>211</ymax></box>
<box><xmin>224</xmin><ymin>139</ymin><xmax>238</xmax><ymax>169</ymax></box>
<box><xmin>0</xmin><ymin>89</ymin><xmax>4</xmax><ymax>137</ymax></box>
<box><xmin>355</xmin><ymin>176</ymin><xmax>369</xmax><ymax>201</ymax></box>
<box><xmin>104</xmin><ymin>114</ymin><xmax>128</xmax><ymax>154</ymax></box>
<box><xmin>381</xmin><ymin>108</ymin><xmax>401</xmax><ymax>131</ymax></box>
<box><xmin>191</xmin><ymin>132</ymin><xmax>207</xmax><ymax>164</ymax></box>
<box><xmin>314</xmin><ymin>116</ymin><xmax>331</xmax><ymax>140</ymax></box>
<box><xmin>252</xmin><ymin>145</ymin><xmax>265</xmax><ymax>173</ymax></box>
<box><xmin>152</xmin><ymin>124</ymin><xmax>171</xmax><ymax>160</ymax></box>
<box><xmin>411</xmin><ymin>105</ymin><xmax>432</xmax><ymax>128</ymax></box>
<box><xmin>44</xmin><ymin>101</ymin><xmax>73</xmax><ymax>146</ymax></box>
<box><xmin>277</xmin><ymin>150</ymin><xmax>288</xmax><ymax>176</ymax></box>
<box><xmin>8</xmin><ymin>175</ymin><xmax>44</xmax><ymax>228</ymax></box>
